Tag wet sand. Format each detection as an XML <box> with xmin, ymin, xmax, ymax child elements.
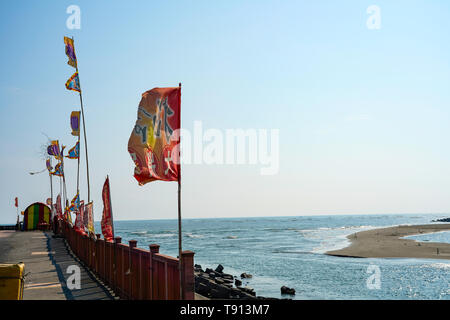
<box><xmin>326</xmin><ymin>224</ymin><xmax>450</xmax><ymax>260</ymax></box>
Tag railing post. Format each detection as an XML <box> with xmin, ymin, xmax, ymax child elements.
<box><xmin>164</xmin><ymin>261</ymin><xmax>168</xmax><ymax>300</ymax></box>
<box><xmin>102</xmin><ymin>237</ymin><xmax>106</xmax><ymax>281</ymax></box>
<box><xmin>139</xmin><ymin>250</ymin><xmax>143</xmax><ymax>300</ymax></box>
<box><xmin>181</xmin><ymin>251</ymin><xmax>195</xmax><ymax>300</ymax></box>
<box><xmin>129</xmin><ymin>240</ymin><xmax>137</xmax><ymax>248</ymax></box>
<box><xmin>129</xmin><ymin>240</ymin><xmax>137</xmax><ymax>299</ymax></box>
<box><xmin>149</xmin><ymin>244</ymin><xmax>159</xmax><ymax>300</ymax></box>
<box><xmin>114</xmin><ymin>237</ymin><xmax>121</xmax><ymax>295</ymax></box>
<box><xmin>95</xmin><ymin>234</ymin><xmax>100</xmax><ymax>273</ymax></box>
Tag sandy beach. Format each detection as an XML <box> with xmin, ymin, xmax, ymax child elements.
<box><xmin>326</xmin><ymin>224</ymin><xmax>450</xmax><ymax>260</ymax></box>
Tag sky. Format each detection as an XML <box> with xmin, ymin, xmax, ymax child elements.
<box><xmin>1</xmin><ymin>0</ymin><xmax>450</xmax><ymax>224</ymax></box>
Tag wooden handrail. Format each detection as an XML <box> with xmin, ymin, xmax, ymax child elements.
<box><xmin>58</xmin><ymin>220</ymin><xmax>194</xmax><ymax>300</ymax></box>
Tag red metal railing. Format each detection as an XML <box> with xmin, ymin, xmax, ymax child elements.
<box><xmin>59</xmin><ymin>221</ymin><xmax>195</xmax><ymax>300</ymax></box>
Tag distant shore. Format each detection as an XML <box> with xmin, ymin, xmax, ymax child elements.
<box><xmin>326</xmin><ymin>224</ymin><xmax>450</xmax><ymax>260</ymax></box>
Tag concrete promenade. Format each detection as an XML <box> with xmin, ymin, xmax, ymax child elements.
<box><xmin>0</xmin><ymin>230</ymin><xmax>114</xmax><ymax>300</ymax></box>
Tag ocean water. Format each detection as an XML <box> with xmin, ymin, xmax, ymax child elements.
<box><xmin>95</xmin><ymin>214</ymin><xmax>450</xmax><ymax>300</ymax></box>
<box><xmin>404</xmin><ymin>231</ymin><xmax>450</xmax><ymax>244</ymax></box>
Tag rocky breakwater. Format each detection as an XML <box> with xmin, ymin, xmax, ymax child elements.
<box><xmin>194</xmin><ymin>264</ymin><xmax>265</xmax><ymax>299</ymax></box>
<box><xmin>432</xmin><ymin>217</ymin><xmax>450</xmax><ymax>222</ymax></box>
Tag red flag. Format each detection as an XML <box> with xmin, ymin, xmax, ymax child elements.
<box><xmin>101</xmin><ymin>176</ymin><xmax>114</xmax><ymax>241</ymax></box>
<box><xmin>14</xmin><ymin>197</ymin><xmax>18</xmax><ymax>207</ymax></box>
<box><xmin>83</xmin><ymin>200</ymin><xmax>89</xmax><ymax>227</ymax></box>
<box><xmin>85</xmin><ymin>202</ymin><xmax>94</xmax><ymax>234</ymax></box>
<box><xmin>128</xmin><ymin>86</ymin><xmax>181</xmax><ymax>185</ymax></box>
<box><xmin>55</xmin><ymin>194</ymin><xmax>62</xmax><ymax>219</ymax></box>
<box><xmin>74</xmin><ymin>201</ymin><xmax>86</xmax><ymax>235</ymax></box>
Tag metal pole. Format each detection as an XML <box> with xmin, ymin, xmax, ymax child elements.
<box><xmin>107</xmin><ymin>175</ymin><xmax>115</xmax><ymax>238</ymax></box>
<box><xmin>49</xmin><ymin>157</ymin><xmax>53</xmax><ymax>215</ymax></box>
<box><xmin>177</xmin><ymin>82</ymin><xmax>183</xmax><ymax>299</ymax></box>
<box><xmin>50</xmin><ymin>173</ymin><xmax>53</xmax><ymax>215</ymax></box>
<box><xmin>78</xmin><ymin>92</ymin><xmax>90</xmax><ymax>202</ymax></box>
<box><xmin>73</xmin><ymin>36</ymin><xmax>91</xmax><ymax>202</ymax></box>
<box><xmin>76</xmin><ymin>125</ymin><xmax>81</xmax><ymax>194</ymax></box>
<box><xmin>62</xmin><ymin>158</ymin><xmax>67</xmax><ymax>217</ymax></box>
<box><xmin>178</xmin><ymin>178</ymin><xmax>182</xmax><ymax>299</ymax></box>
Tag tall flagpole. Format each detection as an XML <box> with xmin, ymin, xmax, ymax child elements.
<box><xmin>61</xmin><ymin>153</ymin><xmax>68</xmax><ymax>217</ymax></box>
<box><xmin>16</xmin><ymin>199</ymin><xmax>19</xmax><ymax>226</ymax></box>
<box><xmin>73</xmin><ymin>36</ymin><xmax>91</xmax><ymax>203</ymax></box>
<box><xmin>78</xmin><ymin>89</ymin><xmax>90</xmax><ymax>202</ymax></box>
<box><xmin>76</xmin><ymin>118</ymin><xmax>81</xmax><ymax>194</ymax></box>
<box><xmin>59</xmin><ymin>173</ymin><xmax>63</xmax><ymax>219</ymax></box>
<box><xmin>49</xmin><ymin>158</ymin><xmax>54</xmax><ymax>217</ymax></box>
<box><xmin>50</xmin><ymin>174</ymin><xmax>53</xmax><ymax>208</ymax></box>
<box><xmin>107</xmin><ymin>175</ymin><xmax>115</xmax><ymax>238</ymax></box>
<box><xmin>177</xmin><ymin>82</ymin><xmax>183</xmax><ymax>299</ymax></box>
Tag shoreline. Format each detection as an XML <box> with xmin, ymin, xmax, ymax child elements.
<box><xmin>326</xmin><ymin>224</ymin><xmax>450</xmax><ymax>260</ymax></box>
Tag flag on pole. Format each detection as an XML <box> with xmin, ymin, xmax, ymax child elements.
<box><xmin>64</xmin><ymin>36</ymin><xmax>77</xmax><ymax>69</ymax></box>
<box><xmin>65</xmin><ymin>206</ymin><xmax>73</xmax><ymax>224</ymax></box>
<box><xmin>79</xmin><ymin>200</ymin><xmax>85</xmax><ymax>228</ymax></box>
<box><xmin>128</xmin><ymin>87</ymin><xmax>181</xmax><ymax>185</ymax></box>
<box><xmin>70</xmin><ymin>111</ymin><xmax>81</xmax><ymax>136</ymax></box>
<box><xmin>55</xmin><ymin>194</ymin><xmax>62</xmax><ymax>219</ymax></box>
<box><xmin>66</xmin><ymin>142</ymin><xmax>79</xmax><ymax>159</ymax></box>
<box><xmin>69</xmin><ymin>192</ymin><xmax>80</xmax><ymax>212</ymax></box>
<box><xmin>46</xmin><ymin>159</ymin><xmax>53</xmax><ymax>172</ymax></box>
<box><xmin>65</xmin><ymin>72</ymin><xmax>81</xmax><ymax>92</ymax></box>
<box><xmin>47</xmin><ymin>140</ymin><xmax>61</xmax><ymax>159</ymax></box>
<box><xmin>101</xmin><ymin>176</ymin><xmax>114</xmax><ymax>241</ymax></box>
<box><xmin>52</xmin><ymin>162</ymin><xmax>64</xmax><ymax>176</ymax></box>
<box><xmin>82</xmin><ymin>200</ymin><xmax>89</xmax><ymax>227</ymax></box>
<box><xmin>74</xmin><ymin>210</ymin><xmax>82</xmax><ymax>233</ymax></box>
<box><xmin>14</xmin><ymin>197</ymin><xmax>18</xmax><ymax>207</ymax></box>
<box><xmin>74</xmin><ymin>201</ymin><xmax>85</xmax><ymax>234</ymax></box>
<box><xmin>85</xmin><ymin>202</ymin><xmax>95</xmax><ymax>234</ymax></box>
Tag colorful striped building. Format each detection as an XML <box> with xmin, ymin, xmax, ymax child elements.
<box><xmin>23</xmin><ymin>202</ymin><xmax>51</xmax><ymax>230</ymax></box>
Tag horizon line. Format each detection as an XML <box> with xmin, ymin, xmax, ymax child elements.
<box><xmin>1</xmin><ymin>212</ymin><xmax>448</xmax><ymax>226</ymax></box>
<box><xmin>106</xmin><ymin>212</ymin><xmax>449</xmax><ymax>222</ymax></box>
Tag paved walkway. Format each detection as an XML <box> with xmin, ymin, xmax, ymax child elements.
<box><xmin>0</xmin><ymin>230</ymin><xmax>113</xmax><ymax>300</ymax></box>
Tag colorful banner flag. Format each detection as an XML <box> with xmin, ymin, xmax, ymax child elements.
<box><xmin>128</xmin><ymin>87</ymin><xmax>181</xmax><ymax>185</ymax></box>
<box><xmin>74</xmin><ymin>201</ymin><xmax>85</xmax><ymax>234</ymax></box>
<box><xmin>101</xmin><ymin>176</ymin><xmax>114</xmax><ymax>241</ymax></box>
<box><xmin>82</xmin><ymin>200</ymin><xmax>89</xmax><ymax>227</ymax></box>
<box><xmin>46</xmin><ymin>159</ymin><xmax>53</xmax><ymax>172</ymax></box>
<box><xmin>55</xmin><ymin>194</ymin><xmax>62</xmax><ymax>219</ymax></box>
<box><xmin>70</xmin><ymin>111</ymin><xmax>81</xmax><ymax>136</ymax></box>
<box><xmin>47</xmin><ymin>140</ymin><xmax>61</xmax><ymax>159</ymax></box>
<box><xmin>52</xmin><ymin>162</ymin><xmax>64</xmax><ymax>176</ymax></box>
<box><xmin>64</xmin><ymin>36</ymin><xmax>77</xmax><ymax>69</ymax></box>
<box><xmin>85</xmin><ymin>201</ymin><xmax>94</xmax><ymax>234</ymax></box>
<box><xmin>69</xmin><ymin>192</ymin><xmax>80</xmax><ymax>212</ymax></box>
<box><xmin>74</xmin><ymin>211</ymin><xmax>82</xmax><ymax>233</ymax></box>
<box><xmin>65</xmin><ymin>72</ymin><xmax>81</xmax><ymax>92</ymax></box>
<box><xmin>14</xmin><ymin>197</ymin><xmax>18</xmax><ymax>208</ymax></box>
<box><xmin>66</xmin><ymin>142</ymin><xmax>79</xmax><ymax>159</ymax></box>
<box><xmin>79</xmin><ymin>200</ymin><xmax>85</xmax><ymax>227</ymax></box>
<box><xmin>65</xmin><ymin>206</ymin><xmax>73</xmax><ymax>224</ymax></box>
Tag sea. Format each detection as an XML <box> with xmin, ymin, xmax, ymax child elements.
<box><xmin>95</xmin><ymin>214</ymin><xmax>450</xmax><ymax>300</ymax></box>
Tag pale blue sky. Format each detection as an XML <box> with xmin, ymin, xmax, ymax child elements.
<box><xmin>1</xmin><ymin>0</ymin><xmax>449</xmax><ymax>223</ymax></box>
